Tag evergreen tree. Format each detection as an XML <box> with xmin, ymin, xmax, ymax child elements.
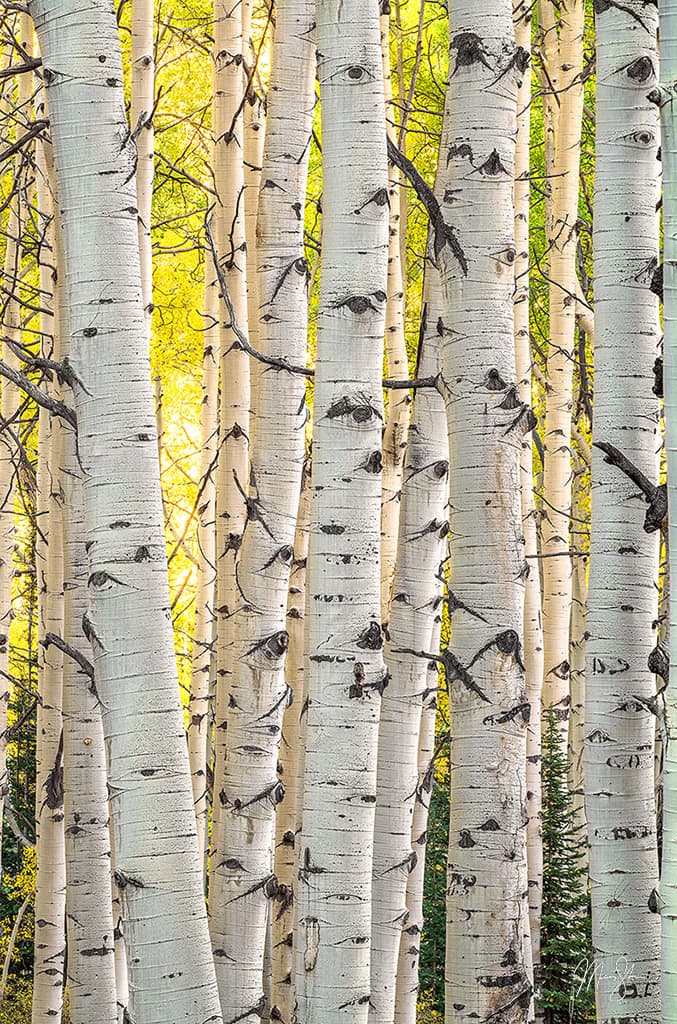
<box><xmin>540</xmin><ymin>710</ymin><xmax>594</xmax><ymax>1023</ymax></box>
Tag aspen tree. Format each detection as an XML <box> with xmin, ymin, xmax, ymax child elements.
<box><xmin>29</xmin><ymin>3</ymin><xmax>222</xmax><ymax>1020</ymax></box>
<box><xmin>662</xmin><ymin>1</ymin><xmax>677</xmax><ymax>989</ymax></box>
<box><xmin>393</xmin><ymin>643</ymin><xmax>440</xmax><ymax>1024</ymax></box>
<box><xmin>271</xmin><ymin>465</ymin><xmax>310</xmax><ymax>1022</ymax></box>
<box><xmin>295</xmin><ymin>2</ymin><xmax>389</xmax><ymax>1020</ymax></box>
<box><xmin>514</xmin><ymin>1</ymin><xmax>544</xmax><ymax>989</ymax></box>
<box><xmin>242</xmin><ymin>0</ymin><xmax>265</xmax><ymax>360</ymax></box>
<box><xmin>207</xmin><ymin>0</ymin><xmax>250</xmax><ymax>996</ymax></box>
<box><xmin>61</xmin><ymin>438</ymin><xmax>119</xmax><ymax>1024</ymax></box>
<box><xmin>585</xmin><ymin>3</ymin><xmax>662</xmax><ymax>1019</ymax></box>
<box><xmin>32</xmin><ymin>147</ymin><xmax>66</xmax><ymax>1024</ymax></box>
<box><xmin>187</xmin><ymin>273</ymin><xmax>218</xmax><ymax>862</ymax></box>
<box><xmin>0</xmin><ymin>207</ymin><xmax>18</xmax><ymax>891</ymax></box>
<box><xmin>0</xmin><ymin>15</ymin><xmax>31</xmax><ymax>885</ymax></box>
<box><xmin>209</xmin><ymin>1</ymin><xmax>314</xmax><ymax>1017</ymax></box>
<box><xmin>379</xmin><ymin>3</ymin><xmax>409</xmax><ymax>618</ymax></box>
<box><xmin>440</xmin><ymin>3</ymin><xmax>532</xmax><ymax>1020</ymax></box>
<box><xmin>371</xmin><ymin>258</ymin><xmax>449</xmax><ymax>1024</ymax></box>
<box><xmin>539</xmin><ymin>0</ymin><xmax>584</xmax><ymax>731</ymax></box>
<box><xmin>131</xmin><ymin>0</ymin><xmax>155</xmax><ymax>329</ymax></box>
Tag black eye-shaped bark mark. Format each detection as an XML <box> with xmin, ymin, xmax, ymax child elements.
<box><xmin>485</xmin><ymin>368</ymin><xmax>507</xmax><ymax>391</ymax></box>
<box><xmin>232</xmin><ymin>782</ymin><xmax>285</xmax><ymax>813</ymax></box>
<box><xmin>467</xmin><ymin>629</ymin><xmax>525</xmax><ymax>673</ymax></box>
<box><xmin>450</xmin><ymin>32</ymin><xmax>491</xmax><ymax>74</ymax></box>
<box><xmin>477</xmin><ymin>149</ymin><xmax>509</xmax><ymax>176</ymax></box>
<box><xmin>459</xmin><ymin>830</ymin><xmax>476</xmax><ymax>849</ymax></box>
<box><xmin>441</xmin><ymin>649</ymin><xmax>490</xmax><ymax>703</ymax></box>
<box><xmin>262</xmin><ymin>544</ymin><xmax>295</xmax><ymax>570</ymax></box>
<box><xmin>82</xmin><ymin>611</ymin><xmax>105</xmax><ymax>651</ymax></box>
<box><xmin>447</xmin><ymin>590</ymin><xmax>489</xmax><ymax>623</ymax></box>
<box><xmin>267</xmin><ymin>258</ymin><xmax>310</xmax><ymax>305</ymax></box>
<box><xmin>513</xmin><ymin>46</ymin><xmax>531</xmax><ymax>75</ymax></box>
<box><xmin>362</xmin><ymin>451</ymin><xmax>382</xmax><ymax>473</ymax></box>
<box><xmin>626</xmin><ymin>55</ymin><xmax>655</xmax><ymax>84</ymax></box>
<box><xmin>349</xmin><ymin>662</ymin><xmax>389</xmax><ymax>699</ymax></box>
<box><xmin>355</xmin><ymin>188</ymin><xmax>389</xmax><ymax>214</ymax></box>
<box><xmin>650</xmin><ymin>262</ymin><xmax>663</xmax><ymax>300</ymax></box>
<box><xmin>356</xmin><ymin>621</ymin><xmax>383</xmax><ymax>650</ymax></box>
<box><xmin>497</xmin><ymin>386</ymin><xmax>521</xmax><ymax>410</ymax></box>
<box><xmin>88</xmin><ymin>569</ymin><xmax>127</xmax><ymax>591</ymax></box>
<box><xmin>483</xmin><ymin>702</ymin><xmax>531</xmax><ymax>727</ymax></box>
<box><xmin>447</xmin><ymin>142</ymin><xmax>473</xmax><ymax>165</ymax></box>
<box><xmin>244</xmin><ymin>630</ymin><xmax>289</xmax><ymax>661</ymax></box>
<box><xmin>648</xmin><ymin>641</ymin><xmax>669</xmax><ymax>681</ymax></box>
<box><xmin>621</xmin><ymin>129</ymin><xmax>656</xmax><ymax>148</ymax></box>
<box><xmin>298</xmin><ymin>847</ymin><xmax>327</xmax><ymax>884</ymax></box>
<box><xmin>325</xmin><ymin>393</ymin><xmax>383</xmax><ymax>424</ymax></box>
<box><xmin>333</xmin><ymin>291</ymin><xmax>387</xmax><ymax>316</ymax></box>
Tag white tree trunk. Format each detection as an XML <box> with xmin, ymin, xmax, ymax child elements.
<box><xmin>187</xmin><ymin>271</ymin><xmax>219</xmax><ymax>863</ymax></box>
<box><xmin>586</xmin><ymin>3</ymin><xmax>662</xmax><ymax>1019</ymax></box>
<box><xmin>540</xmin><ymin>0</ymin><xmax>585</xmax><ymax>732</ymax></box>
<box><xmin>271</xmin><ymin>465</ymin><xmax>311</xmax><ymax>1022</ymax></box>
<box><xmin>379</xmin><ymin>6</ymin><xmax>410</xmax><ymax>620</ymax></box>
<box><xmin>209</xmin><ymin>0</ymin><xmax>314</xmax><ymax>1017</ymax></box>
<box><xmin>370</xmin><ymin>258</ymin><xmax>448</xmax><ymax>1023</ymax></box>
<box><xmin>440</xmin><ymin>5</ymin><xmax>531</xmax><ymax>1020</ymax></box>
<box><xmin>207</xmin><ymin>0</ymin><xmax>251</xmax><ymax>1005</ymax></box>
<box><xmin>513</xmin><ymin>4</ymin><xmax>543</xmax><ymax>1002</ymax></box>
<box><xmin>393</xmin><ymin>632</ymin><xmax>440</xmax><ymax>1024</ymax></box>
<box><xmin>61</xmin><ymin>437</ymin><xmax>119</xmax><ymax>1024</ymax></box>
<box><xmin>131</xmin><ymin>0</ymin><xmax>155</xmax><ymax>330</ymax></box>
<box><xmin>295</xmin><ymin>2</ymin><xmax>389</xmax><ymax>1020</ymax></box>
<box><xmin>30</xmin><ymin>3</ymin><xmax>222</xmax><ymax>1021</ymax></box>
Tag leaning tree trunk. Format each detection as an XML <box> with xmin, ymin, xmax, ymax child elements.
<box><xmin>540</xmin><ymin>0</ymin><xmax>585</xmax><ymax>734</ymax></box>
<box><xmin>295</xmin><ymin>2</ymin><xmax>389</xmax><ymax>1021</ymax></box>
<box><xmin>440</xmin><ymin>5</ymin><xmax>532</xmax><ymax>1022</ymax></box>
<box><xmin>30</xmin><ymin>3</ymin><xmax>222</xmax><ymax>1021</ymax></box>
<box><xmin>209</xmin><ymin>1</ymin><xmax>315</xmax><ymax>1018</ymax></box>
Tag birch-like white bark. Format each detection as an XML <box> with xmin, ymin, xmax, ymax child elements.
<box><xmin>379</xmin><ymin>5</ymin><xmax>410</xmax><ymax>620</ymax></box>
<box><xmin>271</xmin><ymin>465</ymin><xmax>311</xmax><ymax>1022</ymax></box>
<box><xmin>131</xmin><ymin>0</ymin><xmax>155</xmax><ymax>329</ymax></box>
<box><xmin>393</xmin><ymin>641</ymin><xmax>440</xmax><ymax>1024</ymax></box>
<box><xmin>295</xmin><ymin>3</ymin><xmax>389</xmax><ymax>1020</ymax></box>
<box><xmin>209</xmin><ymin>2</ymin><xmax>314</xmax><ymax>1018</ymax></box>
<box><xmin>31</xmin><ymin>104</ymin><xmax>66</xmax><ymax>1024</ymax></box>
<box><xmin>370</xmin><ymin>255</ymin><xmax>448</xmax><ymax>1024</ymax></box>
<box><xmin>540</xmin><ymin>0</ymin><xmax>584</xmax><ymax>732</ymax></box>
<box><xmin>440</xmin><ymin>5</ymin><xmax>531</xmax><ymax>1020</ymax></box>
<box><xmin>61</xmin><ymin>433</ymin><xmax>119</xmax><ymax>1024</ymax></box>
<box><xmin>207</xmin><ymin>0</ymin><xmax>251</xmax><ymax>1008</ymax></box>
<box><xmin>187</xmin><ymin>271</ymin><xmax>219</xmax><ymax>863</ymax></box>
<box><xmin>586</xmin><ymin>3</ymin><xmax>662</xmax><ymax>1018</ymax></box>
<box><xmin>30</xmin><ymin>3</ymin><xmax>222</xmax><ymax>1020</ymax></box>
<box><xmin>514</xmin><ymin>1</ymin><xmax>543</xmax><ymax>998</ymax></box>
